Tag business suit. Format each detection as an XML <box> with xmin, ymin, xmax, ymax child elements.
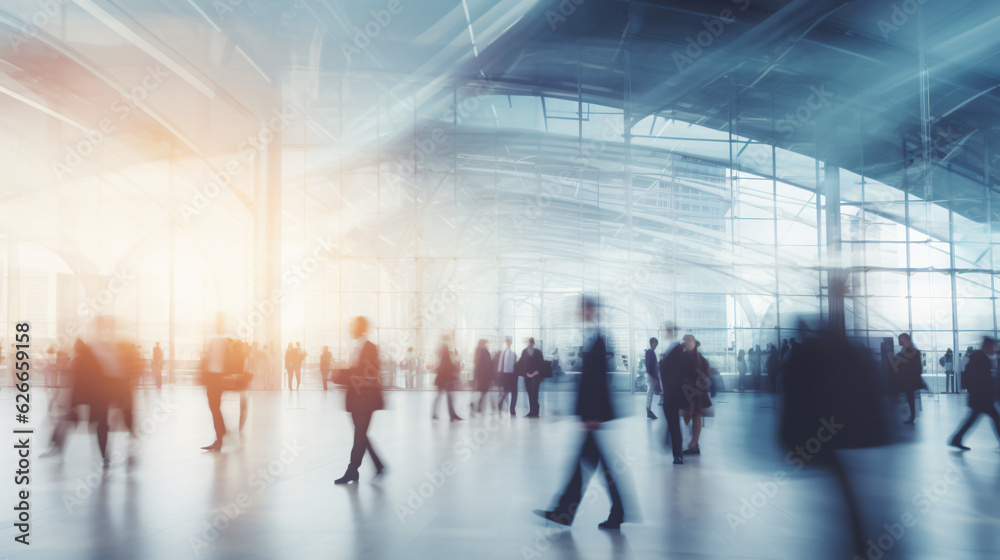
<box><xmin>951</xmin><ymin>349</ymin><xmax>1000</xmax><ymax>447</ymax></box>
<box><xmin>644</xmin><ymin>348</ymin><xmax>660</xmax><ymax>413</ymax></box>
<box><xmin>496</xmin><ymin>346</ymin><xmax>518</xmax><ymax>415</ymax></box>
<box><xmin>549</xmin><ymin>332</ymin><xmax>623</xmax><ymax>525</ymax></box>
<box><xmin>659</xmin><ymin>344</ymin><xmax>692</xmax><ymax>461</ymax></box>
<box><xmin>337</xmin><ymin>340</ymin><xmax>385</xmax><ymax>477</ymax></box>
<box><xmin>518</xmin><ymin>347</ymin><xmax>546</xmax><ymax>417</ymax></box>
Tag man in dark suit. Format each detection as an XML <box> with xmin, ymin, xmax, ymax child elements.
<box><xmin>536</xmin><ymin>296</ymin><xmax>625</xmax><ymax>530</ymax></box>
<box><xmin>518</xmin><ymin>337</ymin><xmax>546</xmax><ymax>417</ymax></box>
<box><xmin>334</xmin><ymin>316</ymin><xmax>385</xmax><ymax>484</ymax></box>
<box><xmin>496</xmin><ymin>336</ymin><xmax>518</xmax><ymax>415</ymax></box>
<box><xmin>660</xmin><ymin>334</ymin><xmax>696</xmax><ymax>464</ymax></box>
<box><xmin>949</xmin><ymin>336</ymin><xmax>1000</xmax><ymax>450</ymax></box>
<box><xmin>644</xmin><ymin>337</ymin><xmax>659</xmax><ymax>419</ymax></box>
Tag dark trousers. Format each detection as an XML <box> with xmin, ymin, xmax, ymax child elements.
<box><xmin>348</xmin><ymin>410</ymin><xmax>383</xmax><ymax>473</ymax></box>
<box><xmin>952</xmin><ymin>404</ymin><xmax>1000</xmax><ymax>444</ymax></box>
<box><xmin>945</xmin><ymin>371</ymin><xmax>955</xmax><ymax>393</ymax></box>
<box><xmin>904</xmin><ymin>391</ymin><xmax>916</xmax><ymax>421</ymax></box>
<box><xmin>663</xmin><ymin>405</ymin><xmax>683</xmax><ymax>459</ymax></box>
<box><xmin>526</xmin><ymin>376</ymin><xmax>542</xmax><ymax>416</ymax></box>
<box><xmin>286</xmin><ymin>367</ymin><xmax>300</xmax><ymax>389</ymax></box>
<box><xmin>207</xmin><ymin>387</ymin><xmax>226</xmax><ymax>443</ymax></box>
<box><xmin>321</xmin><ymin>367</ymin><xmax>330</xmax><ymax>390</ymax></box>
<box><xmin>552</xmin><ymin>430</ymin><xmax>624</xmax><ymax>524</ymax></box>
<box><xmin>433</xmin><ymin>389</ymin><xmax>459</xmax><ymax>419</ymax></box>
<box><xmin>499</xmin><ymin>373</ymin><xmax>518</xmax><ymax>413</ymax></box>
<box><xmin>153</xmin><ymin>365</ymin><xmax>163</xmax><ymax>389</ymax></box>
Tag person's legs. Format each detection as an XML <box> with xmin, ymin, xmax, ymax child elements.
<box><xmin>689</xmin><ymin>413</ymin><xmax>702</xmax><ymax>450</ymax></box>
<box><xmin>952</xmin><ymin>410</ymin><xmax>981</xmax><ymax>444</ymax></box>
<box><xmin>645</xmin><ymin>380</ymin><xmax>654</xmax><ymax>411</ymax></box>
<box><xmin>207</xmin><ymin>388</ymin><xmax>226</xmax><ymax>444</ymax></box>
<box><xmin>592</xmin><ymin>434</ymin><xmax>624</xmax><ymax>524</ymax></box>
<box><xmin>664</xmin><ymin>406</ymin><xmax>683</xmax><ymax>460</ymax></box>
<box><xmin>553</xmin><ymin>431</ymin><xmax>599</xmax><ymax>524</ymax></box>
<box><xmin>348</xmin><ymin>410</ymin><xmax>373</xmax><ymax>473</ymax></box>
<box><xmin>295</xmin><ymin>366</ymin><xmax>301</xmax><ymax>390</ymax></box>
<box><xmin>321</xmin><ymin>368</ymin><xmax>328</xmax><ymax>391</ymax></box>
<box><xmin>446</xmin><ymin>390</ymin><xmax>460</xmax><ymax>420</ymax></box>
<box><xmin>984</xmin><ymin>405</ymin><xmax>1000</xmax><ymax>443</ymax></box>
<box><xmin>287</xmin><ymin>368</ymin><xmax>293</xmax><ymax>390</ymax></box>
<box><xmin>238</xmin><ymin>392</ymin><xmax>248</xmax><ymax>432</ymax></box>
<box><xmin>905</xmin><ymin>391</ymin><xmax>916</xmax><ymax>423</ymax></box>
<box><xmin>527</xmin><ymin>377</ymin><xmax>541</xmax><ymax>416</ymax></box>
<box><xmin>432</xmin><ymin>390</ymin><xmax>443</xmax><ymax>418</ymax></box>
<box><xmin>509</xmin><ymin>375</ymin><xmax>519</xmax><ymax>414</ymax></box>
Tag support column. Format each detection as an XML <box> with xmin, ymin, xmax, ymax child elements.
<box><xmin>825</xmin><ymin>162</ymin><xmax>845</xmax><ymax>332</ymax></box>
<box><xmin>263</xmin><ymin>129</ymin><xmax>282</xmax><ymax>390</ymax></box>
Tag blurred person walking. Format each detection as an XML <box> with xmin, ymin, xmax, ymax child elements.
<box><xmin>496</xmin><ymin>336</ymin><xmax>518</xmax><ymax>416</ymax></box>
<box><xmin>333</xmin><ymin>316</ymin><xmax>385</xmax><ymax>483</ymax></box>
<box><xmin>432</xmin><ymin>335</ymin><xmax>462</xmax><ymax>421</ymax></box>
<box><xmin>292</xmin><ymin>342</ymin><xmax>306</xmax><ymax>390</ymax></box>
<box><xmin>889</xmin><ymin>333</ymin><xmax>925</xmax><ymax>425</ymax></box>
<box><xmin>949</xmin><ymin>336</ymin><xmax>1000</xmax><ymax>451</ymax></box>
<box><xmin>644</xmin><ymin>337</ymin><xmax>660</xmax><ymax>419</ymax></box>
<box><xmin>473</xmin><ymin>339</ymin><xmax>494</xmax><ymax>414</ymax></box>
<box><xmin>536</xmin><ymin>296</ymin><xmax>627</xmax><ymax>530</ymax></box>
<box><xmin>682</xmin><ymin>338</ymin><xmax>713</xmax><ymax>456</ymax></box>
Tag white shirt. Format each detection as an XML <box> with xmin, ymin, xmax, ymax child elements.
<box><xmin>497</xmin><ymin>347</ymin><xmax>515</xmax><ymax>373</ymax></box>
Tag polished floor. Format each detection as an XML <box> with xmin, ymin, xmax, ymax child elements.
<box><xmin>1</xmin><ymin>386</ymin><xmax>998</xmax><ymax>560</ymax></box>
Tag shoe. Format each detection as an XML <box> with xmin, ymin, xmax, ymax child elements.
<box><xmin>510</xmin><ymin>412</ymin><xmax>517</xmax><ymax>417</ymax></box>
<box><xmin>374</xmin><ymin>468</ymin><xmax>386</xmax><ymax>480</ymax></box>
<box><xmin>201</xmin><ymin>441</ymin><xmax>222</xmax><ymax>452</ymax></box>
<box><xmin>904</xmin><ymin>419</ymin><xmax>915</xmax><ymax>425</ymax></box>
<box><xmin>334</xmin><ymin>471</ymin><xmax>359</xmax><ymax>485</ymax></box>
<box><xmin>432</xmin><ymin>415</ymin><xmax>439</xmax><ymax>420</ymax></box>
<box><xmin>526</xmin><ymin>414</ymin><xmax>539</xmax><ymax>418</ymax></box>
<box><xmin>673</xmin><ymin>457</ymin><xmax>684</xmax><ymax>465</ymax></box>
<box><xmin>450</xmin><ymin>416</ymin><xmax>463</xmax><ymax>422</ymax></box>
<box><xmin>683</xmin><ymin>447</ymin><xmax>700</xmax><ymax>455</ymax></box>
<box><xmin>646</xmin><ymin>409</ymin><xmax>657</xmax><ymax>420</ymax></box>
<box><xmin>534</xmin><ymin>509</ymin><xmax>572</xmax><ymax>526</ymax></box>
<box><xmin>949</xmin><ymin>439</ymin><xmax>970</xmax><ymax>451</ymax></box>
<box><xmin>598</xmin><ymin>520</ymin><xmax>622</xmax><ymax>530</ymax></box>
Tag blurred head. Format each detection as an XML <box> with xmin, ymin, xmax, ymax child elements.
<box><xmin>528</xmin><ymin>337</ymin><xmax>535</xmax><ymax>347</ymax></box>
<box><xmin>505</xmin><ymin>336</ymin><xmax>512</xmax><ymax>348</ymax></box>
<box><xmin>477</xmin><ymin>339</ymin><xmax>487</xmax><ymax>350</ymax></box>
<box><xmin>649</xmin><ymin>337</ymin><xmax>658</xmax><ymax>349</ymax></box>
<box><xmin>898</xmin><ymin>333</ymin><xmax>911</xmax><ymax>348</ymax></box>
<box><xmin>287</xmin><ymin>343</ymin><xmax>292</xmax><ymax>348</ymax></box>
<box><xmin>322</xmin><ymin>345</ymin><xmax>329</xmax><ymax>351</ymax></box>
<box><xmin>682</xmin><ymin>334</ymin><xmax>697</xmax><ymax>352</ymax></box>
<box><xmin>407</xmin><ymin>347</ymin><xmax>414</xmax><ymax>353</ymax></box>
<box><xmin>983</xmin><ymin>337</ymin><xmax>996</xmax><ymax>355</ymax></box>
<box><xmin>579</xmin><ymin>295</ymin><xmax>598</xmax><ymax>324</ymax></box>
<box><xmin>350</xmin><ymin>316</ymin><xmax>369</xmax><ymax>340</ymax></box>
